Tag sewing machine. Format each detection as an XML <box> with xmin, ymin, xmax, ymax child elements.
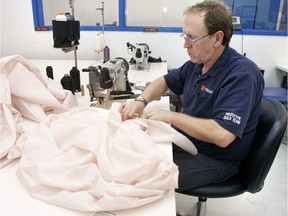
<box><xmin>83</xmin><ymin>58</ymin><xmax>133</xmax><ymax>106</ymax></box>
<box><xmin>127</xmin><ymin>42</ymin><xmax>151</xmax><ymax>70</ymax></box>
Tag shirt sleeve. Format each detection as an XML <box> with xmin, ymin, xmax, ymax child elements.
<box><xmin>214</xmin><ymin>62</ymin><xmax>261</xmax><ymax>138</ymax></box>
<box><xmin>164</xmin><ymin>61</ymin><xmax>194</xmax><ymax>95</ymax></box>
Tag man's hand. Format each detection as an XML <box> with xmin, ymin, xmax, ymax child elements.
<box><xmin>144</xmin><ymin>109</ymin><xmax>172</xmax><ymax>124</ymax></box>
<box><xmin>120</xmin><ymin>101</ymin><xmax>146</xmax><ymax>121</ymax></box>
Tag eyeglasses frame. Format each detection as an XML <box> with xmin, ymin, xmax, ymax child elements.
<box><xmin>180</xmin><ymin>33</ymin><xmax>214</xmax><ymax>45</ymax></box>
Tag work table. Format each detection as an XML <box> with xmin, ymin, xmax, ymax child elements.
<box><xmin>0</xmin><ymin>59</ymin><xmax>177</xmax><ymax>216</ymax></box>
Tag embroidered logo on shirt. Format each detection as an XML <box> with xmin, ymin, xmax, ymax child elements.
<box><xmin>201</xmin><ymin>85</ymin><xmax>213</xmax><ymax>94</ymax></box>
<box><xmin>223</xmin><ymin>112</ymin><xmax>241</xmax><ymax>124</ymax></box>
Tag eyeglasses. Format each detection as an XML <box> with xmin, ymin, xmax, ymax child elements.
<box><xmin>180</xmin><ymin>33</ymin><xmax>212</xmax><ymax>45</ymax></box>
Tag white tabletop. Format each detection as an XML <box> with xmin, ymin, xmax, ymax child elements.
<box><xmin>276</xmin><ymin>64</ymin><xmax>288</xmax><ymax>73</ymax></box>
<box><xmin>0</xmin><ymin>59</ymin><xmax>176</xmax><ymax>216</ymax></box>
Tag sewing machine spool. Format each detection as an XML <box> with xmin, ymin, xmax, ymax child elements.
<box><xmin>46</xmin><ymin>66</ymin><xmax>54</xmax><ymax>79</ymax></box>
<box><xmin>70</xmin><ymin>66</ymin><xmax>81</xmax><ymax>92</ymax></box>
<box><xmin>61</xmin><ymin>74</ymin><xmax>74</xmax><ymax>94</ymax></box>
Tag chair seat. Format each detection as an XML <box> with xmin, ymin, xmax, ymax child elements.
<box><xmin>179</xmin><ymin>175</ymin><xmax>247</xmax><ymax>198</ymax></box>
<box><xmin>263</xmin><ymin>87</ymin><xmax>287</xmax><ymax>103</ymax></box>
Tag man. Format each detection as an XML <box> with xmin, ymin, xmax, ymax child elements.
<box><xmin>120</xmin><ymin>0</ymin><xmax>264</xmax><ymax>191</ymax></box>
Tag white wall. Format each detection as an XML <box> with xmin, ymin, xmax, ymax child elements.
<box><xmin>1</xmin><ymin>0</ymin><xmax>287</xmax><ymax>87</ymax></box>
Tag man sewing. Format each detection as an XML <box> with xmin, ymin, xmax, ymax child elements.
<box><xmin>120</xmin><ymin>0</ymin><xmax>264</xmax><ymax>191</ymax></box>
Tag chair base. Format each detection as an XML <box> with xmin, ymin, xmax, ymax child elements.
<box><xmin>196</xmin><ymin>197</ymin><xmax>207</xmax><ymax>216</ymax></box>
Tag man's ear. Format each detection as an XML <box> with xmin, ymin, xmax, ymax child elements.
<box><xmin>214</xmin><ymin>31</ymin><xmax>224</xmax><ymax>47</ymax></box>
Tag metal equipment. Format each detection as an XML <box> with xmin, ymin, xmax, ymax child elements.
<box><xmin>53</xmin><ymin>0</ymin><xmax>79</xmax><ymax>68</ymax></box>
<box><xmin>83</xmin><ymin>58</ymin><xmax>133</xmax><ymax>106</ymax></box>
<box><xmin>127</xmin><ymin>42</ymin><xmax>151</xmax><ymax>69</ymax></box>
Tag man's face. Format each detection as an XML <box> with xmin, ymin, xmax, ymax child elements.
<box><xmin>182</xmin><ymin>12</ymin><xmax>215</xmax><ymax>64</ymax></box>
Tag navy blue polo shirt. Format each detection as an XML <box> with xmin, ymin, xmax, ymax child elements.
<box><xmin>164</xmin><ymin>46</ymin><xmax>264</xmax><ymax>161</ymax></box>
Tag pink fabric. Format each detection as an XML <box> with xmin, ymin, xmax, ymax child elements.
<box><xmin>1</xmin><ymin>55</ymin><xmax>198</xmax><ymax>212</ymax></box>
<box><xmin>0</xmin><ymin>55</ymin><xmax>77</xmax><ymax>166</ymax></box>
<box><xmin>18</xmin><ymin>103</ymin><xmax>197</xmax><ymax>212</ymax></box>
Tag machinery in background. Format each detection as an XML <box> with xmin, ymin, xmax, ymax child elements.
<box><xmin>127</xmin><ymin>42</ymin><xmax>151</xmax><ymax>70</ymax></box>
<box><xmin>52</xmin><ymin>0</ymin><xmax>80</xmax><ymax>68</ymax></box>
<box><xmin>232</xmin><ymin>16</ymin><xmax>242</xmax><ymax>30</ymax></box>
<box><xmin>83</xmin><ymin>58</ymin><xmax>133</xmax><ymax>106</ymax></box>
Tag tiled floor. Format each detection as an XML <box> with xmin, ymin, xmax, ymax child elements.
<box><xmin>175</xmin><ymin>140</ymin><xmax>287</xmax><ymax>216</ymax></box>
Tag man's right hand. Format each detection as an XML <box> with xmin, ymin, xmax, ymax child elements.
<box><xmin>120</xmin><ymin>101</ymin><xmax>146</xmax><ymax>121</ymax></box>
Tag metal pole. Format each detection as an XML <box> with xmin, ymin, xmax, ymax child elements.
<box><xmin>74</xmin><ymin>48</ymin><xmax>78</xmax><ymax>68</ymax></box>
<box><xmin>69</xmin><ymin>0</ymin><xmax>75</xmax><ymax>17</ymax></box>
<box><xmin>96</xmin><ymin>1</ymin><xmax>105</xmax><ymax>34</ymax></box>
<box><xmin>69</xmin><ymin>0</ymin><xmax>77</xmax><ymax>68</ymax></box>
<box><xmin>276</xmin><ymin>0</ymin><xmax>284</xmax><ymax>30</ymax></box>
<box><xmin>101</xmin><ymin>2</ymin><xmax>104</xmax><ymax>34</ymax></box>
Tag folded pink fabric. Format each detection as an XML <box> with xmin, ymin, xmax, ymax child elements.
<box><xmin>0</xmin><ymin>55</ymin><xmax>77</xmax><ymax>166</ymax></box>
<box><xmin>18</xmin><ymin>103</ymin><xmax>197</xmax><ymax>212</ymax></box>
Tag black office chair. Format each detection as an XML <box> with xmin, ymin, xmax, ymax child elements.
<box><xmin>178</xmin><ymin>99</ymin><xmax>287</xmax><ymax>216</ymax></box>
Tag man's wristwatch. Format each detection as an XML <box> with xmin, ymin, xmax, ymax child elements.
<box><xmin>135</xmin><ymin>95</ymin><xmax>148</xmax><ymax>107</ymax></box>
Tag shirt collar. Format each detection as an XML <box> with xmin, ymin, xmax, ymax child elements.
<box><xmin>196</xmin><ymin>46</ymin><xmax>232</xmax><ymax>78</ymax></box>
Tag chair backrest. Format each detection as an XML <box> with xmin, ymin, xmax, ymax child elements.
<box><xmin>241</xmin><ymin>99</ymin><xmax>287</xmax><ymax>193</ymax></box>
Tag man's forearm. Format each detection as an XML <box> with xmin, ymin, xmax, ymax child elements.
<box><xmin>169</xmin><ymin>112</ymin><xmax>236</xmax><ymax>148</ymax></box>
<box><xmin>141</xmin><ymin>76</ymin><xmax>168</xmax><ymax>103</ymax></box>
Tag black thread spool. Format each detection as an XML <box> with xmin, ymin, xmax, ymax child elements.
<box><xmin>104</xmin><ymin>46</ymin><xmax>110</xmax><ymax>63</ymax></box>
<box><xmin>61</xmin><ymin>74</ymin><xmax>74</xmax><ymax>94</ymax></box>
<box><xmin>69</xmin><ymin>67</ymin><xmax>81</xmax><ymax>92</ymax></box>
<box><xmin>46</xmin><ymin>66</ymin><xmax>54</xmax><ymax>79</ymax></box>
